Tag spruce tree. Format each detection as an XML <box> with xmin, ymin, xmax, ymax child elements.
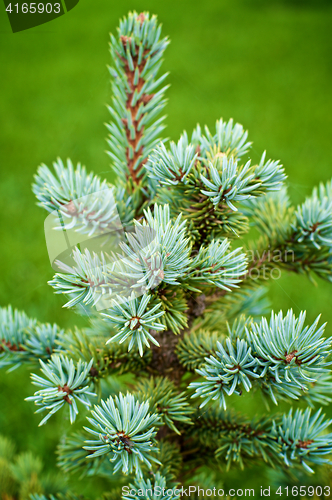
<box><xmin>2</xmin><ymin>11</ymin><xmax>332</xmax><ymax>500</ymax></box>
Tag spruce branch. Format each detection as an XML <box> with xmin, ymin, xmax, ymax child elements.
<box><xmin>101</xmin><ymin>293</ymin><xmax>166</xmax><ymax>356</ymax></box>
<box><xmin>26</xmin><ymin>354</ymin><xmax>96</xmax><ymax>425</ymax></box>
<box><xmin>0</xmin><ymin>305</ymin><xmax>37</xmax><ymax>370</ymax></box>
<box><xmin>122</xmin><ymin>471</ymin><xmax>180</xmax><ymax>499</ymax></box>
<box><xmin>247</xmin><ymin>310</ymin><xmax>331</xmax><ymax>377</ymax></box>
<box><xmin>148</xmin><ymin>125</ymin><xmax>284</xmax><ymax>243</ymax></box>
<box><xmin>154</xmin><ymin>170</ymin><xmax>251</xmax><ymax>242</ymax></box>
<box><xmin>153</xmin><ymin>286</ymin><xmax>189</xmax><ymax>334</ymax></box>
<box><xmin>187</xmin><ymin>238</ymin><xmax>248</xmax><ymax>291</ymax></box>
<box><xmin>242</xmin><ymin>181</ymin><xmax>332</xmax><ymax>283</ymax></box>
<box><xmin>188</xmin><ymin>406</ymin><xmax>332</xmax><ymax>473</ymax></box>
<box><xmin>247</xmin><ymin>310</ymin><xmax>332</xmax><ymax>405</ymax></box>
<box><xmin>200</xmin><ymin>153</ymin><xmax>285</xmax><ymax>211</ymax></box>
<box><xmin>107</xmin><ymin>11</ymin><xmax>169</xmax><ymax>184</ymax></box>
<box><xmin>57</xmin><ymin>430</ymin><xmax>114</xmax><ymax>478</ymax></box>
<box><xmin>200</xmin><ymin>157</ymin><xmax>255</xmax><ymax>211</ymax></box>
<box><xmin>188</xmin><ymin>406</ymin><xmax>278</xmax><ymax>470</ymax></box>
<box><xmin>25</xmin><ymin>323</ymin><xmax>64</xmax><ymax>360</ymax></box>
<box><xmin>145</xmin><ymin>133</ymin><xmax>198</xmax><ymax>187</ymax></box>
<box><xmin>84</xmin><ymin>392</ymin><xmax>161</xmax><ymax>477</ymax></box>
<box><xmin>272</xmin><ymin>408</ymin><xmax>332</xmax><ymax>473</ymax></box>
<box><xmin>253</xmin><ymin>151</ymin><xmax>286</xmax><ymax>194</ymax></box>
<box><xmin>303</xmin><ymin>372</ymin><xmax>332</xmax><ymax>407</ymax></box>
<box><xmin>118</xmin><ymin>204</ymin><xmax>192</xmax><ymax>289</ymax></box>
<box><xmin>192</xmin><ymin>118</ymin><xmax>251</xmax><ymax>160</ymax></box>
<box><xmin>292</xmin><ymin>179</ymin><xmax>332</xmax><ymax>250</ymax></box>
<box><xmin>135</xmin><ymin>377</ymin><xmax>194</xmax><ymax>434</ymax></box>
<box><xmin>48</xmin><ymin>247</ymin><xmax>113</xmax><ymax>309</ymax></box>
<box><xmin>189</xmin><ymin>310</ymin><xmax>332</xmax><ymax>409</ymax></box>
<box><xmin>0</xmin><ymin>306</ymin><xmax>63</xmax><ymax>370</ymax></box>
<box><xmin>33</xmin><ymin>159</ymin><xmax>120</xmax><ymax>237</ymax></box>
<box><xmin>189</xmin><ymin>337</ymin><xmax>258</xmax><ymax>409</ymax></box>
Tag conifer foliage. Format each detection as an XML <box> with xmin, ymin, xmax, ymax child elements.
<box><xmin>2</xmin><ymin>10</ymin><xmax>332</xmax><ymax>500</ymax></box>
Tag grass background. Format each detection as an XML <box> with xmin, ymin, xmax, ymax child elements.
<box><xmin>0</xmin><ymin>0</ymin><xmax>332</xmax><ymax>496</ymax></box>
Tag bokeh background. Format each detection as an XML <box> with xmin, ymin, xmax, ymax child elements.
<box><xmin>1</xmin><ymin>0</ymin><xmax>332</xmax><ymax>497</ymax></box>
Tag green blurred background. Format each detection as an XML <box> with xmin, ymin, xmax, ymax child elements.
<box><xmin>1</xmin><ymin>0</ymin><xmax>332</xmax><ymax>496</ymax></box>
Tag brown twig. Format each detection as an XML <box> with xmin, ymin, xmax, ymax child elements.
<box><xmin>119</xmin><ymin>34</ymin><xmax>155</xmax><ymax>184</ymax></box>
